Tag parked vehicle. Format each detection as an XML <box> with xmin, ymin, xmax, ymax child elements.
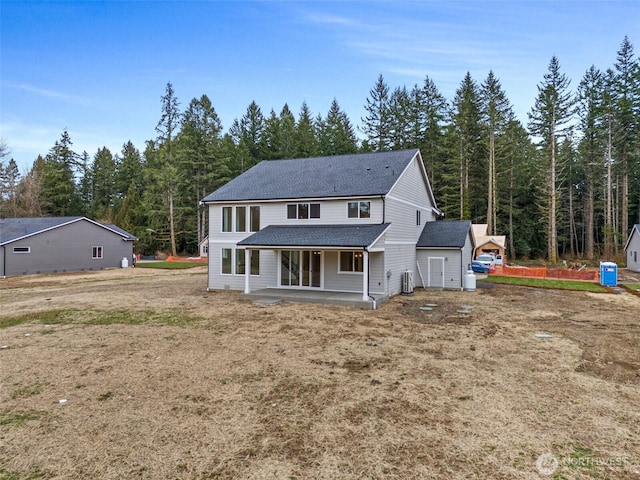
<box><xmin>494</xmin><ymin>254</ymin><xmax>505</xmax><ymax>266</ymax></box>
<box><xmin>471</xmin><ymin>260</ymin><xmax>490</xmax><ymax>273</ymax></box>
<box><xmin>475</xmin><ymin>253</ymin><xmax>495</xmax><ymax>267</ymax></box>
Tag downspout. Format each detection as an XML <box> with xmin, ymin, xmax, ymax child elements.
<box><xmin>364</xmin><ymin>246</ymin><xmax>376</xmax><ymax>310</ymax></box>
<box><xmin>2</xmin><ymin>246</ymin><xmax>5</xmax><ymax>278</ymax></box>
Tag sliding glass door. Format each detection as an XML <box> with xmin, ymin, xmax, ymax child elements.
<box><xmin>281</xmin><ymin>250</ymin><xmax>321</xmax><ymax>288</ymax></box>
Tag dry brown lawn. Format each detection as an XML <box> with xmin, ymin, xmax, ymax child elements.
<box><xmin>1</xmin><ymin>267</ymin><xmax>640</xmax><ymax>479</ymax></box>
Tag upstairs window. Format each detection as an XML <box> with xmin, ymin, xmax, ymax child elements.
<box><xmin>235</xmin><ymin>206</ymin><xmax>246</xmax><ymax>232</ymax></box>
<box><xmin>250</xmin><ymin>206</ymin><xmax>260</xmax><ymax>232</ymax></box>
<box><xmin>287</xmin><ymin>203</ymin><xmax>320</xmax><ymax>219</ymax></box>
<box><xmin>347</xmin><ymin>201</ymin><xmax>370</xmax><ymax>219</ymax></box>
<box><xmin>13</xmin><ymin>247</ymin><xmax>31</xmax><ymax>254</ymax></box>
<box><xmin>416</xmin><ymin>210</ymin><xmax>421</xmax><ymax>226</ymax></box>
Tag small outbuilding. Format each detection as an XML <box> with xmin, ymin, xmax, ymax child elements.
<box><xmin>416</xmin><ymin>220</ymin><xmax>474</xmax><ymax>289</ymax></box>
<box><xmin>625</xmin><ymin>224</ymin><xmax>640</xmax><ymax>273</ymax></box>
<box><xmin>0</xmin><ymin>216</ymin><xmax>137</xmax><ymax>277</ymax></box>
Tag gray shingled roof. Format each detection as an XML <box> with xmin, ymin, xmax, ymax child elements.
<box><xmin>238</xmin><ymin>224</ymin><xmax>390</xmax><ymax>248</ymax></box>
<box><xmin>417</xmin><ymin>220</ymin><xmax>472</xmax><ymax>248</ymax></box>
<box><xmin>202</xmin><ymin>149</ymin><xmax>420</xmax><ymax>203</ymax></box>
<box><xmin>0</xmin><ymin>217</ymin><xmax>136</xmax><ymax>245</ymax></box>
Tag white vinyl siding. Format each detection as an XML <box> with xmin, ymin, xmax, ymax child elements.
<box><xmin>627</xmin><ymin>229</ymin><xmax>640</xmax><ymax>273</ymax></box>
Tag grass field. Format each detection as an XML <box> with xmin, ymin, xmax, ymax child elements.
<box><xmin>135</xmin><ymin>261</ymin><xmax>205</xmax><ymax>269</ymax></box>
<box><xmin>484</xmin><ymin>275</ymin><xmax>609</xmax><ymax>292</ymax></box>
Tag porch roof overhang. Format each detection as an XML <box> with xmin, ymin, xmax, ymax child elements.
<box><xmin>238</xmin><ymin>223</ymin><xmax>390</xmax><ymax>250</ymax></box>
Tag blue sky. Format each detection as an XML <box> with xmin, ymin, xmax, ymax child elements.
<box><xmin>1</xmin><ymin>0</ymin><xmax>639</xmax><ymax>172</ymax></box>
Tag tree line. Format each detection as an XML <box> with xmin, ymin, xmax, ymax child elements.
<box><xmin>1</xmin><ymin>37</ymin><xmax>638</xmax><ymax>262</ymax></box>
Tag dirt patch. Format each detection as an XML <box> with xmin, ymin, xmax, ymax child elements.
<box><xmin>1</xmin><ymin>268</ymin><xmax>640</xmax><ymax>479</ymax></box>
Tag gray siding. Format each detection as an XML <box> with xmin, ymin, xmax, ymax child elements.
<box><xmin>417</xmin><ymin>249</ymin><xmax>462</xmax><ymax>289</ymax></box>
<box><xmin>416</xmin><ymin>231</ymin><xmax>473</xmax><ymax>290</ymax></box>
<box><xmin>627</xmin><ymin>231</ymin><xmax>640</xmax><ymax>272</ymax></box>
<box><xmin>2</xmin><ymin>220</ymin><xmax>133</xmax><ymax>277</ymax></box>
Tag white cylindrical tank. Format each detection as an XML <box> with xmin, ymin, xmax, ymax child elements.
<box><xmin>121</xmin><ymin>257</ymin><xmax>129</xmax><ymax>268</ymax></box>
<box><xmin>464</xmin><ymin>270</ymin><xmax>476</xmax><ymax>291</ymax></box>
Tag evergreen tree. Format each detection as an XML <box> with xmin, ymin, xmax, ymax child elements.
<box><xmin>528</xmin><ymin>56</ymin><xmax>576</xmax><ymax>263</ymax></box>
<box><xmin>229</xmin><ymin>100</ymin><xmax>266</xmax><ymax>170</ymax></box>
<box><xmin>388</xmin><ymin>85</ymin><xmax>412</xmax><ymax>149</ymax></box>
<box><xmin>294</xmin><ymin>102</ymin><xmax>319</xmax><ymax>158</ymax></box>
<box><xmin>317</xmin><ymin>99</ymin><xmax>358</xmax><ymax>155</ymax></box>
<box><xmin>278</xmin><ymin>104</ymin><xmax>297</xmax><ymax>159</ymax></box>
<box><xmin>0</xmin><ymin>158</ymin><xmax>20</xmax><ymax>217</ymax></box>
<box><xmin>91</xmin><ymin>147</ymin><xmax>116</xmax><ymax>220</ymax></box>
<box><xmin>178</xmin><ymin>94</ymin><xmax>225</xmax><ymax>247</ymax></box>
<box><xmin>116</xmin><ymin>141</ymin><xmax>144</xmax><ymax>200</ymax></box>
<box><xmin>613</xmin><ymin>36</ymin><xmax>639</xmax><ymax>246</ymax></box>
<box><xmin>42</xmin><ymin>130</ymin><xmax>81</xmax><ymax>216</ymax></box>
<box><xmin>147</xmin><ymin>82</ymin><xmax>182</xmax><ymax>256</ymax></box>
<box><xmin>577</xmin><ymin>65</ymin><xmax>606</xmax><ymax>259</ymax></box>
<box><xmin>448</xmin><ymin>72</ymin><xmax>484</xmax><ymax>220</ymax></box>
<box><xmin>361</xmin><ymin>74</ymin><xmax>392</xmax><ymax>151</ymax></box>
<box><xmin>419</xmin><ymin>76</ymin><xmax>448</xmax><ymax>191</ymax></box>
<box><xmin>480</xmin><ymin>70</ymin><xmax>514</xmax><ymax>235</ymax></box>
<box><xmin>77</xmin><ymin>151</ymin><xmax>92</xmax><ymax>216</ymax></box>
<box><xmin>500</xmin><ymin>120</ymin><xmax>539</xmax><ymax>259</ymax></box>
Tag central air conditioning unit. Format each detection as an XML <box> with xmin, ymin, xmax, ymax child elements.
<box><xmin>402</xmin><ymin>270</ymin><xmax>414</xmax><ymax>295</ymax></box>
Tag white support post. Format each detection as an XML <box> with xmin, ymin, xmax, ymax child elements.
<box><xmin>244</xmin><ymin>249</ymin><xmax>251</xmax><ymax>294</ymax></box>
<box><xmin>362</xmin><ymin>250</ymin><xmax>369</xmax><ymax>301</ymax></box>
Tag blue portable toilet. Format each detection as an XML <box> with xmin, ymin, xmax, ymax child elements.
<box><xmin>599</xmin><ymin>261</ymin><xmax>618</xmax><ymax>287</ymax></box>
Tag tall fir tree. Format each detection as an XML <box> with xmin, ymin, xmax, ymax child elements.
<box><xmin>528</xmin><ymin>56</ymin><xmax>576</xmax><ymax>263</ymax></box>
<box><xmin>480</xmin><ymin>70</ymin><xmax>514</xmax><ymax>235</ymax></box>
<box><xmin>577</xmin><ymin>65</ymin><xmax>606</xmax><ymax>259</ymax></box>
<box><xmin>613</xmin><ymin>36</ymin><xmax>639</xmax><ymax>245</ymax></box>
<box><xmin>42</xmin><ymin>130</ymin><xmax>81</xmax><ymax>216</ymax></box>
<box><xmin>448</xmin><ymin>72</ymin><xmax>484</xmax><ymax>220</ymax></box>
<box><xmin>361</xmin><ymin>74</ymin><xmax>392</xmax><ymax>151</ymax></box>
<box><xmin>317</xmin><ymin>99</ymin><xmax>358</xmax><ymax>156</ymax></box>
<box><xmin>294</xmin><ymin>102</ymin><xmax>319</xmax><ymax>158</ymax></box>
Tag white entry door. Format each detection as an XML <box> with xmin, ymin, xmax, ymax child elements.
<box><xmin>428</xmin><ymin>257</ymin><xmax>445</xmax><ymax>288</ymax></box>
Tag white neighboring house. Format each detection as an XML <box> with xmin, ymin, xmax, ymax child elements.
<box><xmin>198</xmin><ymin>236</ymin><xmax>209</xmax><ymax>257</ymax></box>
<box><xmin>625</xmin><ymin>224</ymin><xmax>640</xmax><ymax>273</ymax></box>
<box><xmin>201</xmin><ymin>149</ymin><xmax>474</xmax><ymax>309</ymax></box>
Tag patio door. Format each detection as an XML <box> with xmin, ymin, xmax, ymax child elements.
<box><xmin>281</xmin><ymin>250</ymin><xmax>321</xmax><ymax>288</ymax></box>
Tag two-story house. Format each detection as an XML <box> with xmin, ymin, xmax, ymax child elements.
<box><xmin>201</xmin><ymin>149</ymin><xmax>473</xmax><ymax>309</ymax></box>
